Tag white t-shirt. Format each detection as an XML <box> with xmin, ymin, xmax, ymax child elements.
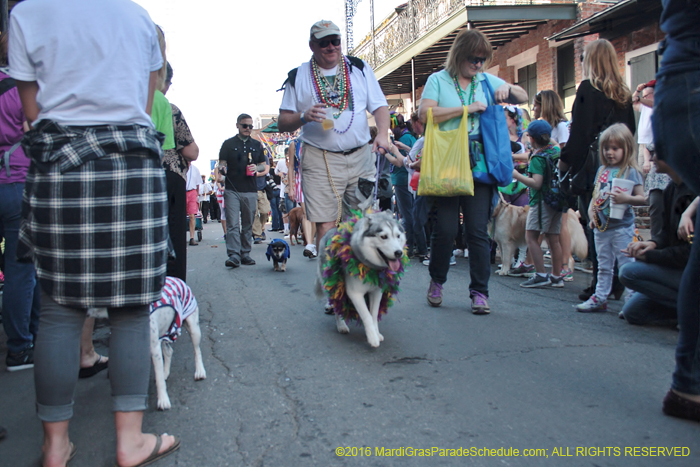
<box><xmin>199</xmin><ymin>182</ymin><xmax>212</xmax><ymax>202</ymax></box>
<box><xmin>637</xmin><ymin>104</ymin><xmax>654</xmax><ymax>144</ymax></box>
<box><xmin>551</xmin><ymin>121</ymin><xmax>570</xmax><ymax>145</ymax></box>
<box><xmin>279</xmin><ymin>59</ymin><xmax>388</xmax><ymax>152</ymax></box>
<box><xmin>275</xmin><ymin>158</ymin><xmax>288</xmax><ymax>197</ymax></box>
<box><xmin>8</xmin><ymin>0</ymin><xmax>162</xmax><ymax>128</ymax></box>
<box><xmin>186</xmin><ymin>165</ymin><xmax>201</xmax><ymax>191</ymax></box>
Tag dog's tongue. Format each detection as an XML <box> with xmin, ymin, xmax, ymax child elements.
<box><xmin>388</xmin><ymin>259</ymin><xmax>401</xmax><ymax>272</ymax></box>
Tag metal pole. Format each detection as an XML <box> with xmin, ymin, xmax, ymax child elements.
<box><xmin>1</xmin><ymin>0</ymin><xmax>8</xmax><ymax>34</ymax></box>
<box><xmin>411</xmin><ymin>57</ymin><xmax>416</xmax><ymax>114</ymax></box>
<box><xmin>370</xmin><ymin>0</ymin><xmax>376</xmax><ymax>65</ymax></box>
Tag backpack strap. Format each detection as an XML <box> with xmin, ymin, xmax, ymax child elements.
<box><xmin>0</xmin><ymin>77</ymin><xmax>16</xmax><ymax>98</ymax></box>
<box><xmin>277</xmin><ymin>67</ymin><xmax>299</xmax><ymax>92</ymax></box>
<box><xmin>277</xmin><ymin>56</ymin><xmax>366</xmax><ymax>92</ymax></box>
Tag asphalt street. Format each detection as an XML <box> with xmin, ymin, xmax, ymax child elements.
<box><xmin>1</xmin><ymin>219</ymin><xmax>699</xmax><ymax>467</ymax></box>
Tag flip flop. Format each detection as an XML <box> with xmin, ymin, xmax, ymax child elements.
<box><xmin>78</xmin><ymin>354</ymin><xmax>109</xmax><ymax>378</ymax></box>
<box><xmin>115</xmin><ymin>434</ymin><xmax>180</xmax><ymax>467</ymax></box>
<box><xmin>41</xmin><ymin>442</ymin><xmax>76</xmax><ymax>466</ymax></box>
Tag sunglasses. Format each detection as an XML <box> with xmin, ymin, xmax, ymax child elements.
<box><xmin>467</xmin><ymin>56</ymin><xmax>486</xmax><ymax>65</ymax></box>
<box><xmin>315</xmin><ymin>37</ymin><xmax>341</xmax><ymax>48</ymax></box>
<box><xmin>239</xmin><ymin>124</ymin><xmax>253</xmax><ymax>129</ymax></box>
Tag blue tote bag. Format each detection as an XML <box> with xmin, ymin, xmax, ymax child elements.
<box><xmin>472</xmin><ymin>77</ymin><xmax>514</xmax><ymax>187</ymax></box>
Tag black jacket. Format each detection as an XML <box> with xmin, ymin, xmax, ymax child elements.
<box><xmin>560</xmin><ymin>80</ymin><xmax>636</xmax><ymax>173</ymax></box>
<box><xmin>645</xmin><ymin>181</ymin><xmax>695</xmax><ymax>269</ymax></box>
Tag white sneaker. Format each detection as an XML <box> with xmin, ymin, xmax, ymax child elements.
<box><xmin>284</xmin><ymin>234</ymin><xmax>291</xmax><ymax>239</ymax></box>
<box><xmin>463</xmin><ymin>249</ymin><xmax>469</xmax><ymax>258</ymax></box>
<box><xmin>453</xmin><ymin>249</ymin><xmax>464</xmax><ymax>257</ymax></box>
<box><xmin>304</xmin><ymin>244</ymin><xmax>318</xmax><ymax>258</ymax></box>
<box><xmin>449</xmin><ymin>255</ymin><xmax>457</xmax><ymax>266</ymax></box>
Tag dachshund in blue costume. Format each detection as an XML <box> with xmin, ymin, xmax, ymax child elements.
<box><xmin>266</xmin><ymin>239</ymin><xmax>291</xmax><ymax>272</ymax></box>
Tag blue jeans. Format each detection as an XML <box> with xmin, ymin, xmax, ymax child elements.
<box><xmin>0</xmin><ymin>182</ymin><xmax>41</xmax><ymax>355</ymax></box>
<box><xmin>413</xmin><ymin>195</ymin><xmax>429</xmax><ymax>256</ymax></box>
<box><xmin>270</xmin><ymin>190</ymin><xmax>283</xmax><ymax>230</ymax></box>
<box><xmin>394</xmin><ymin>184</ymin><xmax>415</xmax><ymax>253</ymax></box>
<box><xmin>619</xmin><ymin>261</ymin><xmax>681</xmax><ymax>326</ymax></box>
<box><xmin>428</xmin><ymin>182</ymin><xmax>494</xmax><ymax>295</ymax></box>
<box><xmin>284</xmin><ymin>196</ymin><xmax>296</xmax><ymax>217</ymax></box>
<box><xmin>653</xmin><ymin>70</ymin><xmax>700</xmax><ymax>394</ymax></box>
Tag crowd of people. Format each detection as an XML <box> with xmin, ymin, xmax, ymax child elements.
<box><xmin>0</xmin><ymin>0</ymin><xmax>699</xmax><ymax>465</ymax></box>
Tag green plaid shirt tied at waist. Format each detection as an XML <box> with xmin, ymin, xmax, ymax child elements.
<box><xmin>19</xmin><ymin>121</ymin><xmax>169</xmax><ymax>308</ymax></box>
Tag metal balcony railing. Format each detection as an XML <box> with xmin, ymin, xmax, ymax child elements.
<box><xmin>351</xmin><ymin>0</ymin><xmax>579</xmax><ymax>69</ymax></box>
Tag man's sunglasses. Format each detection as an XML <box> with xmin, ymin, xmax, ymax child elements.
<box><xmin>314</xmin><ymin>37</ymin><xmax>341</xmax><ymax>48</ymax></box>
<box><xmin>467</xmin><ymin>56</ymin><xmax>486</xmax><ymax>65</ymax></box>
<box><xmin>239</xmin><ymin>124</ymin><xmax>253</xmax><ymax>129</ymax></box>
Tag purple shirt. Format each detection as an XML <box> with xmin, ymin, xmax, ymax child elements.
<box><xmin>0</xmin><ymin>71</ymin><xmax>29</xmax><ymax>184</ymax></box>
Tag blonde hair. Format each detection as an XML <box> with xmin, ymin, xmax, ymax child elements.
<box><xmin>583</xmin><ymin>39</ymin><xmax>631</xmax><ymax>107</ymax></box>
<box><xmin>445</xmin><ymin>29</ymin><xmax>493</xmax><ymax>77</ymax></box>
<box><xmin>598</xmin><ymin>123</ymin><xmax>638</xmax><ymax>173</ymax></box>
<box><xmin>155</xmin><ymin>25</ymin><xmax>167</xmax><ymax>92</ymax></box>
<box><xmin>534</xmin><ymin>91</ymin><xmax>566</xmax><ymax>130</ymax></box>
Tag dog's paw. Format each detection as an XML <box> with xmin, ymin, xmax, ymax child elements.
<box><xmin>194</xmin><ymin>369</ymin><xmax>207</xmax><ymax>381</ymax></box>
<box><xmin>378</xmin><ymin>332</ymin><xmax>384</xmax><ymax>342</ymax></box>
<box><xmin>497</xmin><ymin>269</ymin><xmax>509</xmax><ymax>276</ymax></box>
<box><xmin>336</xmin><ymin>317</ymin><xmax>350</xmax><ymax>334</ymax></box>
<box><xmin>157</xmin><ymin>396</ymin><xmax>172</xmax><ymax>411</ymax></box>
<box><xmin>367</xmin><ymin>335</ymin><xmax>381</xmax><ymax>348</ymax></box>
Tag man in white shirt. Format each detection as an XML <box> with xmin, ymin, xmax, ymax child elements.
<box><xmin>186</xmin><ymin>163</ymin><xmax>201</xmax><ymax>245</ymax></box>
<box><xmin>199</xmin><ymin>175</ymin><xmax>212</xmax><ymax>223</ymax></box>
<box><xmin>277</xmin><ymin>20</ymin><xmax>390</xmax><ymax>250</ymax></box>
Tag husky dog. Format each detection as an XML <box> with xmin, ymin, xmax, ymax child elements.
<box><xmin>316</xmin><ymin>211</ymin><xmax>406</xmax><ymax>348</ymax></box>
<box><xmin>88</xmin><ymin>276</ymin><xmax>207</xmax><ymax>410</ymax></box>
<box><xmin>266</xmin><ymin>239</ymin><xmax>290</xmax><ymax>272</ymax></box>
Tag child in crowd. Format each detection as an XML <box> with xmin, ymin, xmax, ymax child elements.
<box><xmin>576</xmin><ymin>123</ymin><xmax>646</xmax><ymax>312</ymax></box>
<box><xmin>512</xmin><ymin>120</ymin><xmax>564</xmax><ymax>288</ymax></box>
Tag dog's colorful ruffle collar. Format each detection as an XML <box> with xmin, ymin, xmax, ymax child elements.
<box><xmin>321</xmin><ymin>211</ymin><xmax>408</xmax><ymax>323</ymax></box>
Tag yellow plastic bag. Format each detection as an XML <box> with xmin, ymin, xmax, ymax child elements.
<box><xmin>417</xmin><ymin>107</ymin><xmax>474</xmax><ymax>197</ymax></box>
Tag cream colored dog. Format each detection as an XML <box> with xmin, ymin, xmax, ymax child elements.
<box><xmin>491</xmin><ymin>194</ymin><xmax>529</xmax><ymax>276</ymax></box>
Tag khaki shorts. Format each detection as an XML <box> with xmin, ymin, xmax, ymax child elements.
<box><xmin>526</xmin><ymin>202</ymin><xmax>562</xmax><ymax>234</ymax></box>
<box><xmin>301</xmin><ymin>144</ymin><xmax>375</xmax><ymax>223</ymax></box>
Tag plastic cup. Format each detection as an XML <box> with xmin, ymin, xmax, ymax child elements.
<box><xmin>609</xmin><ymin>178</ymin><xmax>635</xmax><ymax>219</ymax></box>
<box><xmin>322</xmin><ymin>107</ymin><xmax>334</xmax><ymax>131</ymax></box>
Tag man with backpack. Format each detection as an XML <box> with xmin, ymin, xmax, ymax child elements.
<box><xmin>511</xmin><ymin>120</ymin><xmax>567</xmax><ymax>288</ymax></box>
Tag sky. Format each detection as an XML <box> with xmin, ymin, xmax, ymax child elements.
<box><xmin>133</xmin><ymin>0</ymin><xmax>400</xmax><ymax>175</ymax></box>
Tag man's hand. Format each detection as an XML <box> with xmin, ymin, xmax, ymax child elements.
<box><xmin>372</xmin><ymin>133</ymin><xmax>391</xmax><ymax>155</ymax></box>
<box><xmin>303</xmin><ymin>103</ymin><xmax>327</xmax><ymax>124</ymax></box>
<box><xmin>622</xmin><ymin>240</ymin><xmax>656</xmax><ymax>261</ymax></box>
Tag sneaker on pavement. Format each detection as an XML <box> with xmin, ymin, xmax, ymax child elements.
<box><xmin>549</xmin><ymin>275</ymin><xmax>564</xmax><ymax>288</ymax></box>
<box><xmin>561</xmin><ymin>268</ymin><xmax>574</xmax><ymax>282</ymax></box>
<box><xmin>6</xmin><ymin>346</ymin><xmax>34</xmax><ymax>372</ymax></box>
<box><xmin>520</xmin><ymin>274</ymin><xmax>551</xmax><ymax>288</ymax></box>
<box><xmin>453</xmin><ymin>249</ymin><xmax>464</xmax><ymax>257</ymax></box>
<box><xmin>449</xmin><ymin>255</ymin><xmax>457</xmax><ymax>266</ymax></box>
<box><xmin>575</xmin><ymin>295</ymin><xmax>607</xmax><ymax>313</ymax></box>
<box><xmin>253</xmin><ymin>237</ymin><xmax>263</xmax><ymax>244</ymax></box>
<box><xmin>427</xmin><ymin>280</ymin><xmax>443</xmax><ymax>307</ymax></box>
<box><xmin>303</xmin><ymin>244</ymin><xmax>318</xmax><ymax>258</ymax></box>
<box><xmin>225</xmin><ymin>257</ymin><xmax>241</xmax><ymax>268</ymax></box>
<box><xmin>470</xmin><ymin>290</ymin><xmax>490</xmax><ymax>314</ymax></box>
<box><xmin>422</xmin><ymin>257</ymin><xmax>430</xmax><ymax>266</ymax></box>
<box><xmin>241</xmin><ymin>256</ymin><xmax>256</xmax><ymax>266</ymax></box>
<box><xmin>507</xmin><ymin>263</ymin><xmax>535</xmax><ymax>277</ymax></box>
<box><xmin>575</xmin><ymin>260</ymin><xmax>593</xmax><ymax>273</ymax></box>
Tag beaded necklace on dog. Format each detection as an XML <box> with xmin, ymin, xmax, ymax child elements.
<box><xmin>310</xmin><ymin>56</ymin><xmax>355</xmax><ymax>134</ymax></box>
<box><xmin>321</xmin><ymin>211</ymin><xmax>408</xmax><ymax>323</ymax></box>
<box><xmin>452</xmin><ymin>75</ymin><xmax>477</xmax><ymax>132</ymax></box>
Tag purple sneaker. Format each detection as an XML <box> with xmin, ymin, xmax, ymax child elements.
<box><xmin>470</xmin><ymin>290</ymin><xmax>490</xmax><ymax>315</ymax></box>
<box><xmin>427</xmin><ymin>280</ymin><xmax>443</xmax><ymax>307</ymax></box>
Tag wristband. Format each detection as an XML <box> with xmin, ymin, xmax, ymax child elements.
<box><xmin>300</xmin><ymin>112</ymin><xmax>306</xmax><ymax>124</ymax></box>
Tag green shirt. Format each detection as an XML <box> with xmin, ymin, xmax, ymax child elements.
<box><xmin>151</xmin><ymin>90</ymin><xmax>175</xmax><ymax>150</ymax></box>
<box><xmin>527</xmin><ymin>145</ymin><xmax>560</xmax><ymax>206</ymax></box>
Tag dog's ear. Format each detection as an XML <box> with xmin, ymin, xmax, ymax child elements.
<box><xmin>358</xmin><ymin>217</ymin><xmax>376</xmax><ymax>238</ymax></box>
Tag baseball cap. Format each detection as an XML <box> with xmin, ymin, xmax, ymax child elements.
<box><xmin>527</xmin><ymin>119</ymin><xmax>552</xmax><ymax>139</ymax></box>
<box><xmin>310</xmin><ymin>20</ymin><xmax>341</xmax><ymax>39</ymax></box>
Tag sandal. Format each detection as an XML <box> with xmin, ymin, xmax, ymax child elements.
<box><xmin>41</xmin><ymin>442</ymin><xmax>77</xmax><ymax>466</ymax></box>
<box><xmin>79</xmin><ymin>354</ymin><xmax>109</xmax><ymax>378</ymax></box>
<box><xmin>115</xmin><ymin>434</ymin><xmax>180</xmax><ymax>467</ymax></box>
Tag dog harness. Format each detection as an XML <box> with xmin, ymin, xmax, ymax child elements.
<box><xmin>150</xmin><ymin>276</ymin><xmax>198</xmax><ymax>342</ymax></box>
<box><xmin>321</xmin><ymin>211</ymin><xmax>408</xmax><ymax>323</ymax></box>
